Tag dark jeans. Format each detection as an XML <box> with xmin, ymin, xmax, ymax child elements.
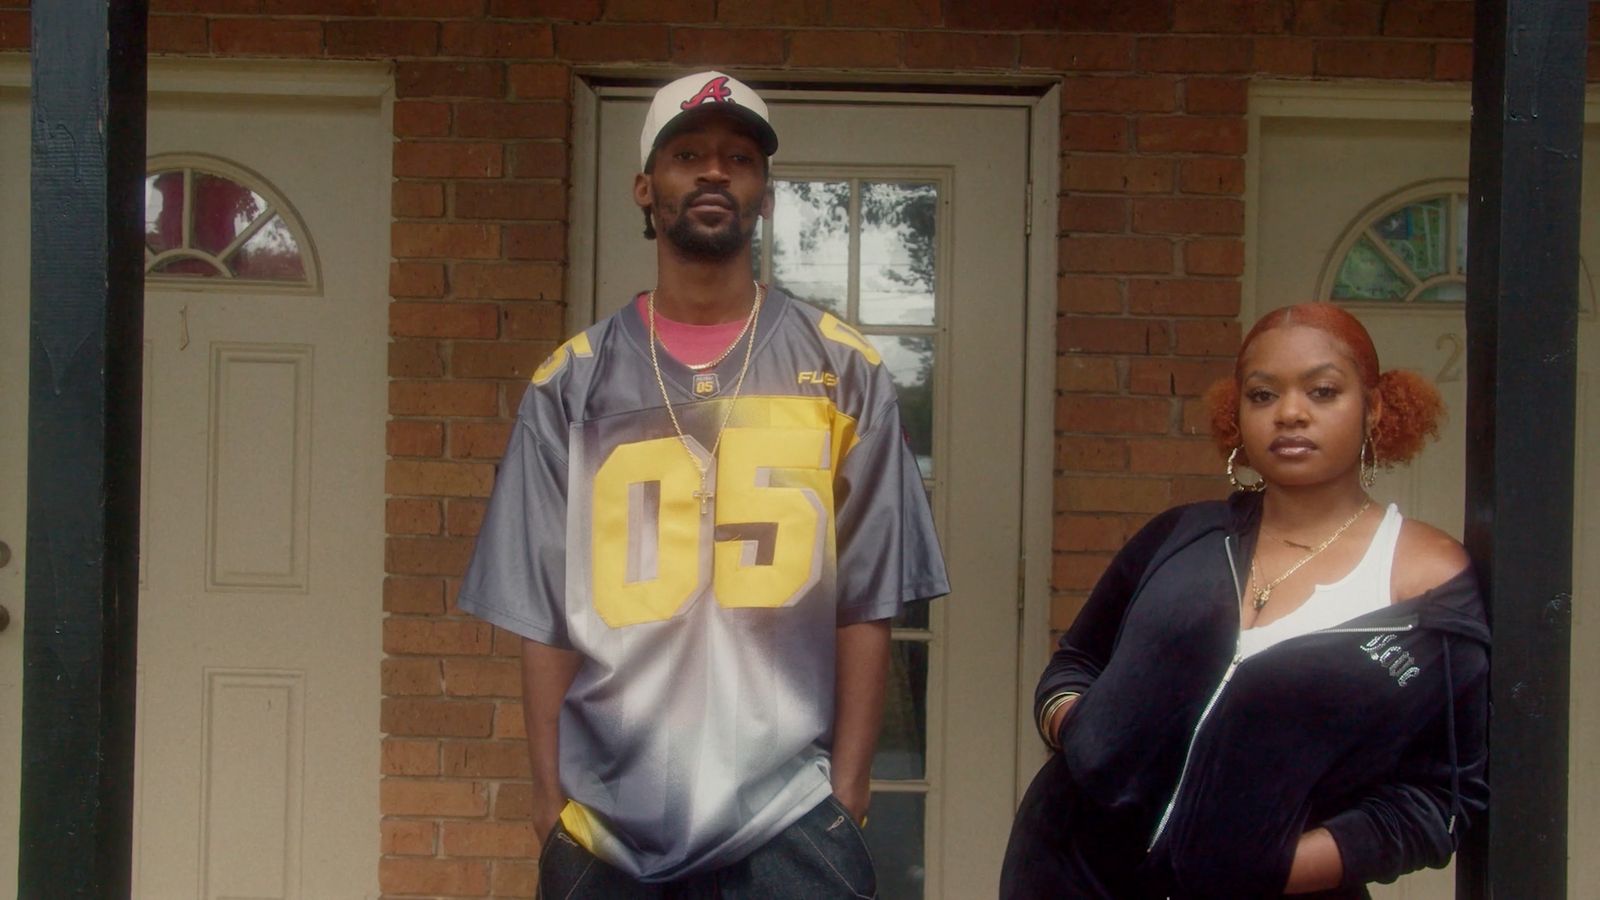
<box><xmin>538</xmin><ymin>795</ymin><xmax>876</xmax><ymax>899</ymax></box>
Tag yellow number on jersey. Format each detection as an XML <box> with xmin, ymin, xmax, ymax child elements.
<box><xmin>590</xmin><ymin>437</ymin><xmax>705</xmax><ymax>627</ymax></box>
<box><xmin>713</xmin><ymin>428</ymin><xmax>832</xmax><ymax>608</ymax></box>
<box><xmin>589</xmin><ymin>399</ymin><xmax>855</xmax><ymax>627</ymax></box>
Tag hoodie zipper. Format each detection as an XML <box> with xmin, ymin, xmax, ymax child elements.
<box><xmin>1147</xmin><ymin>646</ymin><xmax>1241</xmax><ymax>850</ymax></box>
<box><xmin>1145</xmin><ymin>536</ymin><xmax>1417</xmax><ymax>852</ymax></box>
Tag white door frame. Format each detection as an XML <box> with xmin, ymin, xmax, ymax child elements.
<box><xmin>565</xmin><ymin>73</ymin><xmax>1061</xmax><ymax>809</ymax></box>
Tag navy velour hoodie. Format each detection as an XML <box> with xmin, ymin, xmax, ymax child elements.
<box><xmin>1017</xmin><ymin>491</ymin><xmax>1489</xmax><ymax>899</ymax></box>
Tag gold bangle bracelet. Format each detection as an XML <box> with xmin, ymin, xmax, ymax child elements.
<box><xmin>1037</xmin><ymin>691</ymin><xmax>1080</xmax><ymax>749</ymax></box>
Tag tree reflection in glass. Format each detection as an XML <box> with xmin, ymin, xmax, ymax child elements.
<box><xmin>868</xmin><ymin>334</ymin><xmax>934</xmax><ymax>479</ymax></box>
<box><xmin>771</xmin><ymin>180</ymin><xmax>849</xmax><ymax>316</ymax></box>
<box><xmin>861</xmin><ymin>182</ymin><xmax>936</xmax><ymax>326</ymax></box>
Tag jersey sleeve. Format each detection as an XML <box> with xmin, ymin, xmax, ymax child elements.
<box><xmin>833</xmin><ymin>389</ymin><xmax>949</xmax><ymax>625</ymax></box>
<box><xmin>458</xmin><ymin>380</ymin><xmax>573</xmax><ymax>648</ymax></box>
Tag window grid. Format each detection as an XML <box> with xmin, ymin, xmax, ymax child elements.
<box><xmin>143</xmin><ymin>156</ymin><xmax>318</xmax><ymax>293</ymax></box>
<box><xmin>1327</xmin><ymin>190</ymin><xmax>1467</xmax><ymax>305</ymax></box>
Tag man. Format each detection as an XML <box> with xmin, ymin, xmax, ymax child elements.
<box><xmin>460</xmin><ymin>70</ymin><xmax>948</xmax><ymax>898</ymax></box>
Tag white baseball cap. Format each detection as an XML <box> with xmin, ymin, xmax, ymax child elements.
<box><xmin>639</xmin><ymin>70</ymin><xmax>778</xmax><ymax>170</ymax></box>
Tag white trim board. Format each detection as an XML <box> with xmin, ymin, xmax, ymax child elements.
<box><xmin>0</xmin><ymin>54</ymin><xmax>391</xmax><ymax>99</ymax></box>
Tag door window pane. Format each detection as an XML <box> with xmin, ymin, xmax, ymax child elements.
<box><xmin>231</xmin><ymin>215</ymin><xmax>307</xmax><ymax>282</ymax></box>
<box><xmin>1418</xmin><ymin>282</ymin><xmax>1465</xmax><ymax>303</ymax></box>
<box><xmin>1332</xmin><ymin>237</ymin><xmax>1411</xmax><ymax>301</ymax></box>
<box><xmin>860</xmin><ymin>182</ymin><xmax>937</xmax><ymax>326</ymax></box>
<box><xmin>895</xmin><ymin>599</ymin><xmax>931</xmax><ymax>630</ymax></box>
<box><xmin>145</xmin><ymin>171</ymin><xmax>185</xmax><ymax>254</ymax></box>
<box><xmin>152</xmin><ymin>256</ymin><xmax>223</xmax><ymax>277</ymax></box>
<box><xmin>872</xmin><ymin>640</ymin><xmax>928</xmax><ymax>780</ymax></box>
<box><xmin>193</xmin><ymin>172</ymin><xmax>268</xmax><ymax>256</ymax></box>
<box><xmin>1374</xmin><ymin>198</ymin><xmax>1446</xmax><ymax>280</ymax></box>
<box><xmin>771</xmin><ymin>180</ymin><xmax>849</xmax><ymax>315</ymax></box>
<box><xmin>867</xmin><ymin>334</ymin><xmax>934</xmax><ymax>478</ymax></box>
<box><xmin>750</xmin><ymin>220</ymin><xmax>763</xmax><ymax>282</ymax></box>
<box><xmin>864</xmin><ymin>792</ymin><xmax>926</xmax><ymax>899</ymax></box>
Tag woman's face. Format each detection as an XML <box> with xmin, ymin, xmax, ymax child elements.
<box><xmin>1236</xmin><ymin>325</ymin><xmax>1376</xmax><ymax>489</ymax></box>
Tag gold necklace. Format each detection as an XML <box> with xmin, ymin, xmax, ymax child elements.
<box><xmin>647</xmin><ymin>283</ymin><xmax>764</xmax><ymax>515</ymax></box>
<box><xmin>1261</xmin><ymin>527</ymin><xmax>1313</xmax><ymax>550</ymax></box>
<box><xmin>658</xmin><ymin>281</ymin><xmax>761</xmax><ymax>372</ymax></box>
<box><xmin>1248</xmin><ymin>498</ymin><xmax>1373</xmax><ymax>611</ymax></box>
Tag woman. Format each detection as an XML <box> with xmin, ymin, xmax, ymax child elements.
<box><xmin>1000</xmin><ymin>303</ymin><xmax>1489</xmax><ymax>899</ymax></box>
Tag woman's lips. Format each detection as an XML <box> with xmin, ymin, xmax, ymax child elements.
<box><xmin>1269</xmin><ymin>436</ymin><xmax>1318</xmax><ymax>458</ymax></box>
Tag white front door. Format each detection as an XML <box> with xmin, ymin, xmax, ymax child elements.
<box><xmin>1251</xmin><ymin>83</ymin><xmax>1600</xmax><ymax>899</ymax></box>
<box><xmin>1</xmin><ymin>61</ymin><xmax>391</xmax><ymax>899</ymax></box>
<box><xmin>579</xmin><ymin>90</ymin><xmax>1031</xmax><ymax>899</ymax></box>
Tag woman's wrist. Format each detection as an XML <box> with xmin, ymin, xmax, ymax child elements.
<box><xmin>1036</xmin><ymin>691</ymin><xmax>1080</xmax><ymax>750</ymax></box>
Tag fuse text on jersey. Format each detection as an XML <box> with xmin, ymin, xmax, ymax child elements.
<box><xmin>798</xmin><ymin>370</ymin><xmax>838</xmax><ymax>387</ymax></box>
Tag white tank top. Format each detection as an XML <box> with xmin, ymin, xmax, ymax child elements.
<box><xmin>1238</xmin><ymin>503</ymin><xmax>1402</xmax><ymax>660</ymax></box>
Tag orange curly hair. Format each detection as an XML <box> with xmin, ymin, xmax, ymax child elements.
<box><xmin>1205</xmin><ymin>303</ymin><xmax>1444</xmax><ymax>466</ymax></box>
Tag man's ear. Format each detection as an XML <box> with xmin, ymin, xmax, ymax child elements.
<box><xmin>633</xmin><ymin>172</ymin><xmax>653</xmax><ymax>211</ymax></box>
<box><xmin>760</xmin><ymin>182</ymin><xmax>775</xmax><ymax>220</ymax></box>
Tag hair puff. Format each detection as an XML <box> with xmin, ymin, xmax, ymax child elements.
<box><xmin>1369</xmin><ymin>368</ymin><xmax>1444</xmax><ymax>465</ymax></box>
<box><xmin>1205</xmin><ymin>376</ymin><xmax>1243</xmax><ymax>460</ymax></box>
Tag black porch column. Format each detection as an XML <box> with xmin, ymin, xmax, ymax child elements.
<box><xmin>21</xmin><ymin>2</ymin><xmax>147</xmax><ymax>896</ymax></box>
<box><xmin>1460</xmin><ymin>1</ymin><xmax>1587</xmax><ymax>898</ymax></box>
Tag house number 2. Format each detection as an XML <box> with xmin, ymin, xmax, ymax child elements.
<box><xmin>1435</xmin><ymin>333</ymin><xmax>1464</xmax><ymax>384</ymax></box>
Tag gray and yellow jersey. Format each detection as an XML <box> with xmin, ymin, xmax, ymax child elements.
<box><xmin>459</xmin><ymin>287</ymin><xmax>949</xmax><ymax>881</ymax></box>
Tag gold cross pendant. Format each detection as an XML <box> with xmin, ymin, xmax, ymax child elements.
<box><xmin>693</xmin><ymin>486</ymin><xmax>715</xmax><ymax>515</ymax></box>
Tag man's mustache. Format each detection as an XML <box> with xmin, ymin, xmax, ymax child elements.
<box><xmin>680</xmin><ymin>186</ymin><xmax>739</xmax><ymax>212</ymax></box>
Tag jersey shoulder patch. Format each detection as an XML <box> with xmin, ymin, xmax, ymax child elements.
<box><xmin>817</xmin><ymin>313</ymin><xmax>882</xmax><ymax>366</ymax></box>
<box><xmin>530</xmin><ymin>331</ymin><xmax>595</xmax><ymax>385</ymax></box>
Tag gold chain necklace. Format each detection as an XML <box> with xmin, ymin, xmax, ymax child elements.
<box><xmin>1248</xmin><ymin>498</ymin><xmax>1373</xmax><ymax>611</ymax></box>
<box><xmin>663</xmin><ymin>281</ymin><xmax>761</xmax><ymax>371</ymax></box>
<box><xmin>647</xmin><ymin>283</ymin><xmax>765</xmax><ymax>515</ymax></box>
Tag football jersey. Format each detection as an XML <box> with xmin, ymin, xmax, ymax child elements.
<box><xmin>459</xmin><ymin>287</ymin><xmax>949</xmax><ymax>881</ymax></box>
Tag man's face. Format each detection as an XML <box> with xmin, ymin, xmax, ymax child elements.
<box><xmin>635</xmin><ymin>114</ymin><xmax>773</xmax><ymax>260</ymax></box>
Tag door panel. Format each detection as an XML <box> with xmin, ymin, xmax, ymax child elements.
<box><xmin>0</xmin><ymin>80</ymin><xmax>28</xmax><ymax>893</ymax></box>
<box><xmin>586</xmin><ymin>95</ymin><xmax>1030</xmax><ymax>899</ymax></box>
<box><xmin>1255</xmin><ymin>99</ymin><xmax>1599</xmax><ymax>899</ymax></box>
<box><xmin>1</xmin><ymin>69</ymin><xmax>390</xmax><ymax>899</ymax></box>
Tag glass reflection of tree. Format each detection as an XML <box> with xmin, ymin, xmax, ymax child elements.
<box><xmin>861</xmin><ymin>184</ymin><xmax>934</xmax><ymax>810</ymax></box>
<box><xmin>773</xmin><ymin>181</ymin><xmax>850</xmax><ymax>314</ymax></box>
<box><xmin>861</xmin><ymin>183</ymin><xmax>936</xmax><ymax>469</ymax></box>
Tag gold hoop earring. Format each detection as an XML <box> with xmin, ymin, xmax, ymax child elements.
<box><xmin>1360</xmin><ymin>437</ymin><xmax>1376</xmax><ymax>488</ymax></box>
<box><xmin>1227</xmin><ymin>447</ymin><xmax>1266</xmax><ymax>493</ymax></box>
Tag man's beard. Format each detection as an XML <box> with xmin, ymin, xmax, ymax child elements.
<box><xmin>662</xmin><ymin>187</ymin><xmax>757</xmax><ymax>260</ymax></box>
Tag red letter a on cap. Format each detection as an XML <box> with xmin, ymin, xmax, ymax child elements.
<box><xmin>680</xmin><ymin>76</ymin><xmax>734</xmax><ymax>110</ymax></box>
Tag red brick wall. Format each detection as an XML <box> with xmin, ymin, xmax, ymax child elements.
<box><xmin>4</xmin><ymin>1</ymin><xmax>1600</xmax><ymax>897</ymax></box>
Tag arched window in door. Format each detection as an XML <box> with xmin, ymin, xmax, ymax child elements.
<box><xmin>1319</xmin><ymin>178</ymin><xmax>1596</xmax><ymax>314</ymax></box>
<box><xmin>1319</xmin><ymin>180</ymin><xmax>1468</xmax><ymax>304</ymax></box>
<box><xmin>144</xmin><ymin>155</ymin><xmax>320</xmax><ymax>292</ymax></box>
